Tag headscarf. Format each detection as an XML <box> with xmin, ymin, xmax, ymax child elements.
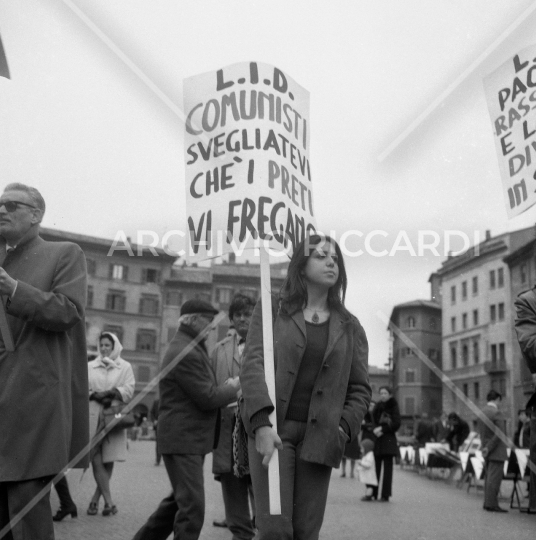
<box><xmin>96</xmin><ymin>332</ymin><xmax>123</xmax><ymax>369</ymax></box>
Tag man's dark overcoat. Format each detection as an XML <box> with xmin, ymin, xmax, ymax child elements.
<box><xmin>157</xmin><ymin>325</ymin><xmax>238</xmax><ymax>456</ymax></box>
<box><xmin>0</xmin><ymin>227</ymin><xmax>89</xmax><ymax>481</ymax></box>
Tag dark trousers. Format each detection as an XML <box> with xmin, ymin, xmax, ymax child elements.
<box><xmin>132</xmin><ymin>454</ymin><xmax>205</xmax><ymax>540</ymax></box>
<box><xmin>0</xmin><ymin>477</ymin><xmax>54</xmax><ymax>540</ymax></box>
<box><xmin>484</xmin><ymin>460</ymin><xmax>504</xmax><ymax>508</ymax></box>
<box><xmin>220</xmin><ymin>472</ymin><xmax>254</xmax><ymax>540</ymax></box>
<box><xmin>53</xmin><ymin>476</ymin><xmax>75</xmax><ymax>510</ymax></box>
<box><xmin>529</xmin><ymin>415</ymin><xmax>536</xmax><ymax>511</ymax></box>
<box><xmin>372</xmin><ymin>455</ymin><xmax>394</xmax><ymax>499</ymax></box>
<box><xmin>248</xmin><ymin>420</ymin><xmax>332</xmax><ymax>540</ymax></box>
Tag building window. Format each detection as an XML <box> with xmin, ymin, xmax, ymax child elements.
<box><xmin>109</xmin><ymin>264</ymin><xmax>128</xmax><ymax>281</ymax></box>
<box><xmin>490</xmin><ymin>305</ymin><xmax>496</xmax><ymax>323</ymax></box>
<box><xmin>137</xmin><ymin>365</ymin><xmax>151</xmax><ymax>383</ymax></box>
<box><xmin>499</xmin><ymin>343</ymin><xmax>505</xmax><ymax>362</ymax></box>
<box><xmin>497</xmin><ymin>267</ymin><xmax>504</xmax><ymax>288</ymax></box>
<box><xmin>428</xmin><ymin>349</ymin><xmax>439</xmax><ymax>361</ymax></box>
<box><xmin>87</xmin><ymin>285</ymin><xmax>94</xmax><ymax>308</ymax></box>
<box><xmin>491</xmin><ymin>344</ymin><xmax>497</xmax><ymax>363</ymax></box>
<box><xmin>472</xmin><ymin>309</ymin><xmax>478</xmax><ymax>326</ymax></box>
<box><xmin>498</xmin><ymin>303</ymin><xmax>505</xmax><ymax>321</ymax></box>
<box><xmin>451</xmin><ymin>286</ymin><xmax>456</xmax><ymax>304</ymax></box>
<box><xmin>474</xmin><ymin>382</ymin><xmax>480</xmax><ymax>400</ymax></box>
<box><xmin>462</xmin><ymin>281</ymin><xmax>467</xmax><ymax>300</ymax></box>
<box><xmin>136</xmin><ymin>329</ymin><xmax>157</xmax><ymax>352</ymax></box>
<box><xmin>404</xmin><ymin>347</ymin><xmax>413</xmax><ymax>356</ymax></box>
<box><xmin>194</xmin><ymin>292</ymin><xmax>212</xmax><ymax>303</ymax></box>
<box><xmin>489</xmin><ymin>270</ymin><xmax>496</xmax><ymax>289</ymax></box>
<box><xmin>463</xmin><ymin>383</ymin><xmax>468</xmax><ymax>397</ymax></box>
<box><xmin>142</xmin><ymin>268</ymin><xmax>160</xmax><ymax>284</ymax></box>
<box><xmin>473</xmin><ymin>342</ymin><xmax>479</xmax><ymax>364</ymax></box>
<box><xmin>87</xmin><ymin>258</ymin><xmax>96</xmax><ymax>276</ymax></box>
<box><xmin>462</xmin><ymin>313</ymin><xmax>467</xmax><ymax>329</ymax></box>
<box><xmin>139</xmin><ymin>294</ymin><xmax>159</xmax><ymax>316</ymax></box>
<box><xmin>451</xmin><ymin>317</ymin><xmax>456</xmax><ymax>333</ymax></box>
<box><xmin>451</xmin><ymin>346</ymin><xmax>457</xmax><ymax>370</ymax></box>
<box><xmin>102</xmin><ymin>325</ymin><xmax>124</xmax><ymax>344</ymax></box>
<box><xmin>216</xmin><ymin>287</ymin><xmax>233</xmax><ymax>304</ymax></box>
<box><xmin>405</xmin><ymin>397</ymin><xmax>415</xmax><ymax>415</ymax></box>
<box><xmin>472</xmin><ymin>276</ymin><xmax>478</xmax><ymax>295</ymax></box>
<box><xmin>405</xmin><ymin>369</ymin><xmax>415</xmax><ymax>383</ymax></box>
<box><xmin>499</xmin><ymin>378</ymin><xmax>507</xmax><ymax>396</ymax></box>
<box><xmin>165</xmin><ymin>291</ymin><xmax>182</xmax><ymax>306</ymax></box>
<box><xmin>462</xmin><ymin>344</ymin><xmax>469</xmax><ymax>366</ymax></box>
<box><xmin>521</xmin><ymin>263</ymin><xmax>528</xmax><ymax>285</ymax></box>
<box><xmin>407</xmin><ymin>316</ymin><xmax>416</xmax><ymax>328</ymax></box>
<box><xmin>106</xmin><ymin>290</ymin><xmax>126</xmax><ymax>312</ymax></box>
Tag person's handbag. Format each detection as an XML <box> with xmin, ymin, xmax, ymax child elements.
<box><xmin>379</xmin><ymin>412</ymin><xmax>392</xmax><ymax>427</ymax></box>
<box><xmin>232</xmin><ymin>398</ymin><xmax>250</xmax><ymax>478</ymax></box>
<box><xmin>101</xmin><ymin>404</ymin><xmax>136</xmax><ymax>433</ymax></box>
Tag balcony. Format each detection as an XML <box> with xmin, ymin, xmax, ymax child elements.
<box><xmin>484</xmin><ymin>359</ymin><xmax>507</xmax><ymax>374</ymax></box>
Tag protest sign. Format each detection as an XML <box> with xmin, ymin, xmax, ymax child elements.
<box><xmin>484</xmin><ymin>46</ymin><xmax>536</xmax><ymax>218</ymax></box>
<box><xmin>183</xmin><ymin>62</ymin><xmax>315</xmax><ymax>260</ymax></box>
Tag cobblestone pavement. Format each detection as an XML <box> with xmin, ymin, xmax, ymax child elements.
<box><xmin>52</xmin><ymin>442</ymin><xmax>535</xmax><ymax>540</ymax></box>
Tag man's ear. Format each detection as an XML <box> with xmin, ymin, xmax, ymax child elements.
<box><xmin>30</xmin><ymin>209</ymin><xmax>42</xmax><ymax>225</ymax></box>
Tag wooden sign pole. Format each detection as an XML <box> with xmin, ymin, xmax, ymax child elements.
<box><xmin>259</xmin><ymin>244</ymin><xmax>281</xmax><ymax>515</ymax></box>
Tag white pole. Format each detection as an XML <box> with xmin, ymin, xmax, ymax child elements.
<box><xmin>259</xmin><ymin>244</ymin><xmax>281</xmax><ymax>515</ymax></box>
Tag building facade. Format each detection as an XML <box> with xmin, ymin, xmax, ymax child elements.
<box><xmin>434</xmin><ymin>227</ymin><xmax>534</xmax><ymax>434</ymax></box>
<box><xmin>389</xmin><ymin>299</ymin><xmax>442</xmax><ymax>436</ymax></box>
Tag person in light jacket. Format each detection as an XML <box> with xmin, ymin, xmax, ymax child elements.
<box><xmin>87</xmin><ymin>331</ymin><xmax>135</xmax><ymax>516</ymax></box>
<box><xmin>240</xmin><ymin>234</ymin><xmax>371</xmax><ymax>540</ymax></box>
<box><xmin>355</xmin><ymin>439</ymin><xmax>377</xmax><ymax>490</ymax></box>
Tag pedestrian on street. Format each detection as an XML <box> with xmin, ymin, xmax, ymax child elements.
<box><xmin>365</xmin><ymin>386</ymin><xmax>401</xmax><ymax>502</ymax></box>
<box><xmin>240</xmin><ymin>234</ymin><xmax>371</xmax><ymax>540</ymax></box>
<box><xmin>210</xmin><ymin>293</ymin><xmax>256</xmax><ymax>540</ymax></box>
<box><xmin>0</xmin><ymin>183</ymin><xmax>89</xmax><ymax>540</ymax></box>
<box><xmin>514</xmin><ymin>408</ymin><xmax>531</xmax><ymax>449</ymax></box>
<box><xmin>445</xmin><ymin>413</ymin><xmax>470</xmax><ymax>452</ymax></box>
<box><xmin>132</xmin><ymin>299</ymin><xmax>240</xmax><ymax>540</ymax></box>
<box><xmin>355</xmin><ymin>439</ymin><xmax>377</xmax><ymax>493</ymax></box>
<box><xmin>479</xmin><ymin>389</ymin><xmax>508</xmax><ymax>513</ymax></box>
<box><xmin>87</xmin><ymin>331</ymin><xmax>135</xmax><ymax>517</ymax></box>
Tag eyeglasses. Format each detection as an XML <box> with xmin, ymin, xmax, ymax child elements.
<box><xmin>0</xmin><ymin>201</ymin><xmax>36</xmax><ymax>213</ymax></box>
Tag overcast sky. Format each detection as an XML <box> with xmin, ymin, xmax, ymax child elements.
<box><xmin>2</xmin><ymin>0</ymin><xmax>536</xmax><ymax>366</ymax></box>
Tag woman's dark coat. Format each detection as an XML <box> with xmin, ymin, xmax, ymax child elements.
<box><xmin>240</xmin><ymin>301</ymin><xmax>371</xmax><ymax>469</ymax></box>
<box><xmin>372</xmin><ymin>397</ymin><xmax>401</xmax><ymax>456</ymax></box>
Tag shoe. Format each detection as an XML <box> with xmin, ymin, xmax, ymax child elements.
<box><xmin>340</xmin><ymin>472</ymin><xmax>346</xmax><ymax>478</ymax></box>
<box><xmin>379</xmin><ymin>497</ymin><xmax>390</xmax><ymax>502</ymax></box>
<box><xmin>87</xmin><ymin>502</ymin><xmax>98</xmax><ymax>516</ymax></box>
<box><xmin>52</xmin><ymin>506</ymin><xmax>78</xmax><ymax>521</ymax></box>
<box><xmin>102</xmin><ymin>504</ymin><xmax>118</xmax><ymax>516</ymax></box>
<box><xmin>213</xmin><ymin>519</ymin><xmax>228</xmax><ymax>528</ymax></box>
<box><xmin>361</xmin><ymin>495</ymin><xmax>376</xmax><ymax>501</ymax></box>
<box><xmin>484</xmin><ymin>506</ymin><xmax>508</xmax><ymax>513</ymax></box>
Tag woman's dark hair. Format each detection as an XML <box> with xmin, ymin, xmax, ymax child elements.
<box><xmin>279</xmin><ymin>234</ymin><xmax>350</xmax><ymax>317</ymax></box>
<box><xmin>99</xmin><ymin>332</ymin><xmax>115</xmax><ymax>350</ymax></box>
<box><xmin>379</xmin><ymin>386</ymin><xmax>392</xmax><ymax>395</ymax></box>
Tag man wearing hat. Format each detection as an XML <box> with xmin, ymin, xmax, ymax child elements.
<box><xmin>133</xmin><ymin>299</ymin><xmax>241</xmax><ymax>540</ymax></box>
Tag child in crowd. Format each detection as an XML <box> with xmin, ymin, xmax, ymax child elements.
<box><xmin>356</xmin><ymin>439</ymin><xmax>377</xmax><ymax>498</ymax></box>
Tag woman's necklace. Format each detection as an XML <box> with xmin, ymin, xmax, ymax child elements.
<box><xmin>304</xmin><ymin>306</ymin><xmax>329</xmax><ymax>324</ymax></box>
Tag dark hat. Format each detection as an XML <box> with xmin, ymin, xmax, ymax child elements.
<box><xmin>180</xmin><ymin>299</ymin><xmax>219</xmax><ymax>317</ymax></box>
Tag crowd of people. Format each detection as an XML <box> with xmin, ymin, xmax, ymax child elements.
<box><xmin>1</xmin><ymin>181</ymin><xmax>534</xmax><ymax>540</ymax></box>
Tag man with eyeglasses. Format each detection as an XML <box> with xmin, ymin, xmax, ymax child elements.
<box><xmin>210</xmin><ymin>294</ymin><xmax>256</xmax><ymax>539</ymax></box>
<box><xmin>0</xmin><ymin>183</ymin><xmax>89</xmax><ymax>539</ymax></box>
<box><xmin>133</xmin><ymin>299</ymin><xmax>240</xmax><ymax>540</ymax></box>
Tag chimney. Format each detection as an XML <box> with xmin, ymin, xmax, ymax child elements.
<box><xmin>485</xmin><ymin>230</ymin><xmax>491</xmax><ymax>241</ymax></box>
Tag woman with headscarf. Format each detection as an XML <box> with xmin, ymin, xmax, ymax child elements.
<box><xmin>87</xmin><ymin>331</ymin><xmax>135</xmax><ymax>516</ymax></box>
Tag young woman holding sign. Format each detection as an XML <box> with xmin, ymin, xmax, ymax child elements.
<box><xmin>240</xmin><ymin>235</ymin><xmax>371</xmax><ymax>539</ymax></box>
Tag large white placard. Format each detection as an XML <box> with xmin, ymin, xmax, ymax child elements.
<box><xmin>183</xmin><ymin>62</ymin><xmax>315</xmax><ymax>260</ymax></box>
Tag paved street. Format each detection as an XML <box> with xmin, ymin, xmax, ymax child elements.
<box><xmin>52</xmin><ymin>441</ymin><xmax>535</xmax><ymax>540</ymax></box>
